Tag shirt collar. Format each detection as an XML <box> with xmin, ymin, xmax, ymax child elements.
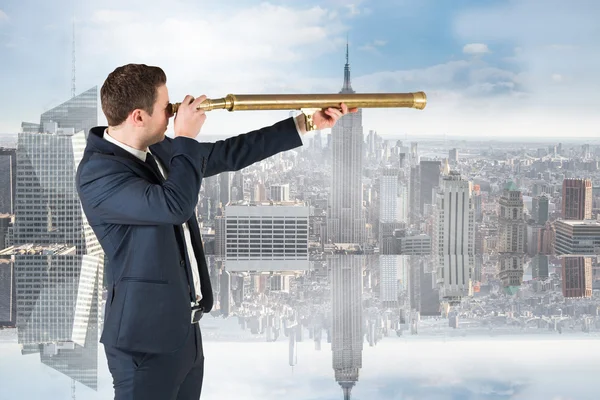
<box><xmin>103</xmin><ymin>128</ymin><xmax>150</xmax><ymax>162</ymax></box>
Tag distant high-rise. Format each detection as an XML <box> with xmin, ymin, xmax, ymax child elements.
<box><xmin>0</xmin><ymin>148</ymin><xmax>16</xmax><ymax>214</ymax></box>
<box><xmin>433</xmin><ymin>172</ymin><xmax>475</xmax><ymax>303</ymax></box>
<box><xmin>20</xmin><ymin>86</ymin><xmax>98</xmax><ymax>139</ymax></box>
<box><xmin>219</xmin><ymin>270</ymin><xmax>231</xmax><ymax>316</ymax></box>
<box><xmin>410</xmin><ymin>142</ymin><xmax>418</xmax><ymax>164</ymax></box>
<box><xmin>531</xmin><ymin>254</ymin><xmax>549</xmax><ymax>280</ymax></box>
<box><xmin>219</xmin><ymin>172</ymin><xmax>231</xmax><ymax>206</ymax></box>
<box><xmin>13</xmin><ymin>129</ymin><xmax>102</xmax><ymax>256</ymax></box>
<box><xmin>497</xmin><ymin>182</ymin><xmax>526</xmax><ymax>289</ymax></box>
<box><xmin>562</xmin><ymin>257</ymin><xmax>592</xmax><ymax>298</ymax></box>
<box><xmin>419</xmin><ymin>160</ymin><xmax>441</xmax><ymax>214</ymax></box>
<box><xmin>409</xmin><ymin>256</ymin><xmax>441</xmax><ymax>316</ymax></box>
<box><xmin>537</xmin><ymin>195</ymin><xmax>549</xmax><ymax>225</ymax></box>
<box><xmin>0</xmin><ymin>259</ymin><xmax>15</xmax><ymax>327</ymax></box>
<box><xmin>330</xmin><ymin>255</ymin><xmax>364</xmax><ymax>400</ymax></box>
<box><xmin>327</xmin><ymin>44</ymin><xmax>366</xmax><ymax>245</ymax></box>
<box><xmin>449</xmin><ymin>148</ymin><xmax>458</xmax><ymax>164</ymax></box>
<box><xmin>379</xmin><ymin>168</ymin><xmax>408</xmax><ymax>253</ymax></box>
<box><xmin>270</xmin><ymin>184</ymin><xmax>290</xmax><ymax>202</ymax></box>
<box><xmin>13</xmin><ymin>87</ymin><xmax>100</xmax><ymax>255</ymax></box>
<box><xmin>380</xmin><ymin>256</ymin><xmax>407</xmax><ymax>307</ymax></box>
<box><xmin>409</xmin><ymin>165</ymin><xmax>420</xmax><ymax>223</ymax></box>
<box><xmin>222</xmin><ymin>202</ymin><xmax>309</xmax><ymax>271</ymax></box>
<box><xmin>554</xmin><ymin>220</ymin><xmax>600</xmax><ymax>255</ymax></box>
<box><xmin>252</xmin><ymin>182</ymin><xmax>267</xmax><ymax>202</ymax></box>
<box><xmin>472</xmin><ymin>184</ymin><xmax>482</xmax><ymax>222</ymax></box>
<box><xmin>379</xmin><ymin>169</ymin><xmax>407</xmax><ymax>223</ymax></box>
<box><xmin>3</xmin><ymin>249</ymin><xmax>104</xmax><ymax>390</ymax></box>
<box><xmin>562</xmin><ymin>178</ymin><xmax>592</xmax><ymax>220</ymax></box>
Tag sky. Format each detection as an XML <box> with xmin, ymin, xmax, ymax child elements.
<box><xmin>0</xmin><ymin>0</ymin><xmax>599</xmax><ymax>138</ymax></box>
<box><xmin>1</xmin><ymin>327</ymin><xmax>599</xmax><ymax>400</ymax></box>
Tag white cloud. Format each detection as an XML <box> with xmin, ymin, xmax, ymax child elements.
<box><xmin>81</xmin><ymin>4</ymin><xmax>346</xmax><ymax>87</ymax></box>
<box><xmin>0</xmin><ymin>9</ymin><xmax>8</xmax><ymax>22</ymax></box>
<box><xmin>463</xmin><ymin>43</ymin><xmax>490</xmax><ymax>55</ymax></box>
<box><xmin>358</xmin><ymin>39</ymin><xmax>387</xmax><ymax>54</ymax></box>
<box><xmin>449</xmin><ymin>0</ymin><xmax>600</xmax><ymax>137</ymax></box>
<box><xmin>453</xmin><ymin>1</ymin><xmax>599</xmax><ymax>103</ymax></box>
<box><xmin>59</xmin><ymin>0</ymin><xmax>598</xmax><ymax>139</ymax></box>
<box><xmin>77</xmin><ymin>2</ymin><xmax>352</xmax><ymax>133</ymax></box>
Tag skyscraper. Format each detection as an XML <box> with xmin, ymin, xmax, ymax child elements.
<box><xmin>379</xmin><ymin>169</ymin><xmax>406</xmax><ymax>223</ymax></box>
<box><xmin>562</xmin><ymin>178</ymin><xmax>592</xmax><ymax>220</ymax></box>
<box><xmin>330</xmin><ymin>255</ymin><xmax>364</xmax><ymax>400</ymax></box>
<box><xmin>0</xmin><ymin>148</ymin><xmax>16</xmax><ymax>214</ymax></box>
<box><xmin>433</xmin><ymin>172</ymin><xmax>475</xmax><ymax>303</ymax></box>
<box><xmin>419</xmin><ymin>160</ymin><xmax>441</xmax><ymax>214</ymax></box>
<box><xmin>12</xmin><ymin>252</ymin><xmax>103</xmax><ymax>390</ymax></box>
<box><xmin>537</xmin><ymin>194</ymin><xmax>549</xmax><ymax>225</ymax></box>
<box><xmin>13</xmin><ymin>129</ymin><xmax>102</xmax><ymax>256</ymax></box>
<box><xmin>270</xmin><ymin>184</ymin><xmax>290</xmax><ymax>202</ymax></box>
<box><xmin>379</xmin><ymin>168</ymin><xmax>408</xmax><ymax>253</ymax></box>
<box><xmin>0</xmin><ymin>258</ymin><xmax>15</xmax><ymax>327</ymax></box>
<box><xmin>409</xmin><ymin>165</ymin><xmax>420</xmax><ymax>224</ymax></box>
<box><xmin>14</xmin><ymin>86</ymin><xmax>101</xmax><ymax>256</ymax></box>
<box><xmin>562</xmin><ymin>256</ymin><xmax>592</xmax><ymax>298</ymax></box>
<box><xmin>498</xmin><ymin>182</ymin><xmax>526</xmax><ymax>289</ymax></box>
<box><xmin>327</xmin><ymin>45</ymin><xmax>366</xmax><ymax>245</ymax></box>
<box><xmin>21</xmin><ymin>86</ymin><xmax>98</xmax><ymax>139</ymax></box>
<box><xmin>219</xmin><ymin>171</ymin><xmax>231</xmax><ymax>206</ymax></box>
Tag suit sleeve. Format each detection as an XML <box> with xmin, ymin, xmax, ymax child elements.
<box><xmin>77</xmin><ymin>137</ymin><xmax>210</xmax><ymax>226</ymax></box>
<box><xmin>202</xmin><ymin>117</ymin><xmax>304</xmax><ymax>178</ymax></box>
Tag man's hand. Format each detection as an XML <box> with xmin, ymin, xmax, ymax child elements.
<box><xmin>295</xmin><ymin>102</ymin><xmax>358</xmax><ymax>134</ymax></box>
<box><xmin>174</xmin><ymin>95</ymin><xmax>207</xmax><ymax>139</ymax></box>
<box><xmin>313</xmin><ymin>102</ymin><xmax>357</xmax><ymax>130</ymax></box>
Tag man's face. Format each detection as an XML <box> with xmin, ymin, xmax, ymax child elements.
<box><xmin>146</xmin><ymin>84</ymin><xmax>170</xmax><ymax>144</ymax></box>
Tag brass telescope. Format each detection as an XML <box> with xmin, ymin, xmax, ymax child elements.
<box><xmin>168</xmin><ymin>92</ymin><xmax>427</xmax><ymax>114</ymax></box>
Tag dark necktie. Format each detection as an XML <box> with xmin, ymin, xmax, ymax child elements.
<box><xmin>145</xmin><ymin>153</ymin><xmax>164</xmax><ymax>181</ymax></box>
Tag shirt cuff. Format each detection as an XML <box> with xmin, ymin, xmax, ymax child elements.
<box><xmin>293</xmin><ymin>115</ymin><xmax>306</xmax><ymax>146</ymax></box>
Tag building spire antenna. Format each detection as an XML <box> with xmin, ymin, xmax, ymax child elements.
<box><xmin>346</xmin><ymin>35</ymin><xmax>349</xmax><ymax>64</ymax></box>
<box><xmin>341</xmin><ymin>35</ymin><xmax>354</xmax><ymax>93</ymax></box>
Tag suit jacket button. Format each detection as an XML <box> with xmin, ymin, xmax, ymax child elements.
<box><xmin>180</xmin><ymin>260</ymin><xmax>185</xmax><ymax>267</ymax></box>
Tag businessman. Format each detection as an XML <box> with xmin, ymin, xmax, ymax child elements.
<box><xmin>76</xmin><ymin>63</ymin><xmax>355</xmax><ymax>400</ymax></box>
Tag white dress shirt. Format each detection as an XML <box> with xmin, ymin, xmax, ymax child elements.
<box><xmin>103</xmin><ymin>130</ymin><xmax>203</xmax><ymax>305</ymax></box>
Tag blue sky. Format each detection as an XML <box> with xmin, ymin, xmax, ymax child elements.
<box><xmin>0</xmin><ymin>0</ymin><xmax>598</xmax><ymax>137</ymax></box>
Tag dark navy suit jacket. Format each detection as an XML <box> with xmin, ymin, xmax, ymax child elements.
<box><xmin>76</xmin><ymin>117</ymin><xmax>303</xmax><ymax>354</ymax></box>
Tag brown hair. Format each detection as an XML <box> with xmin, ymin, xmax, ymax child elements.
<box><xmin>100</xmin><ymin>64</ymin><xmax>167</xmax><ymax>126</ymax></box>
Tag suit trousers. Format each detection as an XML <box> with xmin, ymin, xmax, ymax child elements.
<box><xmin>105</xmin><ymin>323</ymin><xmax>204</xmax><ymax>400</ymax></box>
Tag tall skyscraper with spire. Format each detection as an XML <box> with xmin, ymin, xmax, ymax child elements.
<box><xmin>330</xmin><ymin>255</ymin><xmax>364</xmax><ymax>400</ymax></box>
<box><xmin>327</xmin><ymin>44</ymin><xmax>366</xmax><ymax>245</ymax></box>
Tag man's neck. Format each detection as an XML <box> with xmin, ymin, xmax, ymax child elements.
<box><xmin>107</xmin><ymin>126</ymin><xmax>149</xmax><ymax>152</ymax></box>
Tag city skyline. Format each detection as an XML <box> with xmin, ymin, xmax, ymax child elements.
<box><xmin>0</xmin><ymin>0</ymin><xmax>598</xmax><ymax>138</ymax></box>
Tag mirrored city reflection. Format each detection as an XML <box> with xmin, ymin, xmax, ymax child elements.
<box><xmin>2</xmin><ymin>253</ymin><xmax>600</xmax><ymax>399</ymax></box>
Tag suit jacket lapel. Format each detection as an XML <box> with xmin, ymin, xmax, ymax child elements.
<box><xmin>149</xmin><ymin>140</ymin><xmax>172</xmax><ymax>177</ymax></box>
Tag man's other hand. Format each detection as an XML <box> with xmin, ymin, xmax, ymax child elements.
<box><xmin>312</xmin><ymin>103</ymin><xmax>358</xmax><ymax>130</ymax></box>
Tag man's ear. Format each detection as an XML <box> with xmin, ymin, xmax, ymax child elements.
<box><xmin>130</xmin><ymin>109</ymin><xmax>145</xmax><ymax>128</ymax></box>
